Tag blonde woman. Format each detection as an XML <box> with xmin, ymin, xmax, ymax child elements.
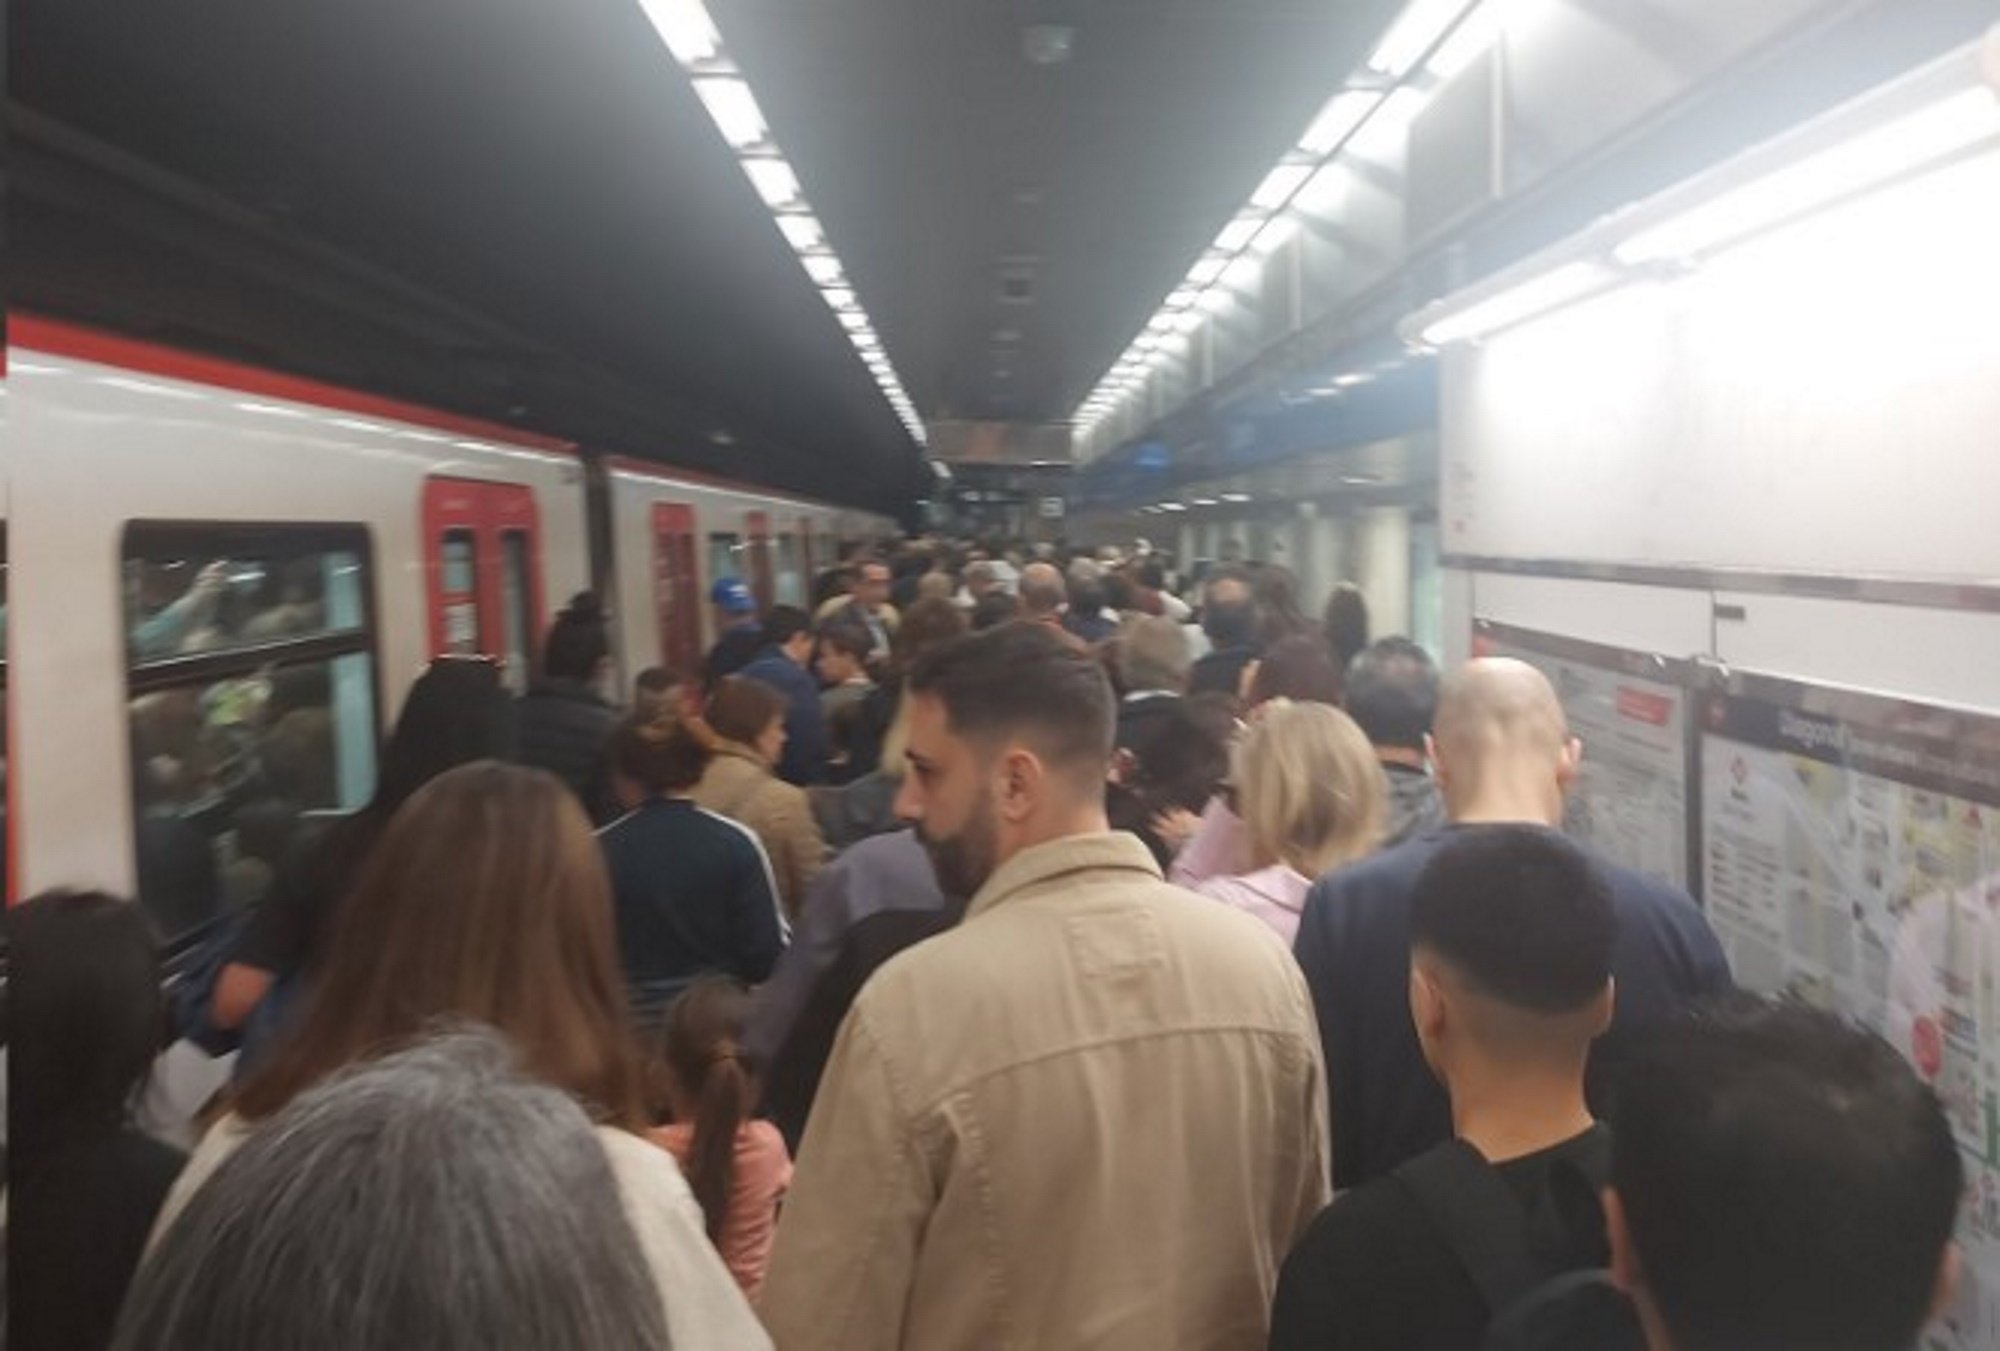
<box><xmin>1193</xmin><ymin>700</ymin><xmax>1385</xmax><ymax>945</ymax></box>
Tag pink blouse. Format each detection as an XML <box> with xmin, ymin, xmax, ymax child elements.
<box><xmin>650</xmin><ymin>1119</ymin><xmax>794</xmax><ymax>1298</ymax></box>
<box><xmin>1193</xmin><ymin>863</ymin><xmax>1313</xmax><ymax>948</ymax></box>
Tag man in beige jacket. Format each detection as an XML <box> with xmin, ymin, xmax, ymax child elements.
<box><xmin>760</xmin><ymin>622</ymin><xmax>1329</xmax><ymax>1350</ymax></box>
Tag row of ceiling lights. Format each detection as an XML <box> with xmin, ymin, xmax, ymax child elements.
<box><xmin>1071</xmin><ymin>0</ymin><xmax>1529</xmax><ymax>438</ymax></box>
<box><xmin>636</xmin><ymin>0</ymin><xmax>926</xmax><ymax>445</ymax></box>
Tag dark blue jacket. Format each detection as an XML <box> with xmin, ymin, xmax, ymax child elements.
<box><xmin>1293</xmin><ymin>823</ymin><xmax>1733</xmax><ymax>1189</ymax></box>
<box><xmin>739</xmin><ymin>648</ymin><xmax>831</xmax><ymax>787</ymax></box>
<box><xmin>598</xmin><ymin>797</ymin><xmax>787</xmax><ymax>1017</ymax></box>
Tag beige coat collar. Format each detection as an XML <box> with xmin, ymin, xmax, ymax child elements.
<box><xmin>965</xmin><ymin>830</ymin><xmax>1162</xmax><ymax>922</ymax></box>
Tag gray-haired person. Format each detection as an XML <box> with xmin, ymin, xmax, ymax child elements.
<box><xmin>115</xmin><ymin>1029</ymin><xmax>674</xmax><ymax>1351</ymax></box>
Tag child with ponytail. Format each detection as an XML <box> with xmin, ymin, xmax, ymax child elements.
<box><xmin>649</xmin><ymin>977</ymin><xmax>793</xmax><ymax>1297</ymax></box>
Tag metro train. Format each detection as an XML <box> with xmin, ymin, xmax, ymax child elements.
<box><xmin>2</xmin><ymin>316</ymin><xmax>893</xmax><ymax>937</ymax></box>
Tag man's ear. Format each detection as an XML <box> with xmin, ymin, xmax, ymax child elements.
<box><xmin>1409</xmin><ymin>963</ymin><xmax>1446</xmax><ymax>1044</ymax></box>
<box><xmin>1556</xmin><ymin>735</ymin><xmax>1584</xmax><ymax>793</ymax></box>
<box><xmin>997</xmin><ymin>746</ymin><xmax>1044</xmax><ymax>822</ymax></box>
<box><xmin>1425</xmin><ymin>733</ymin><xmax>1446</xmax><ymax>789</ymax></box>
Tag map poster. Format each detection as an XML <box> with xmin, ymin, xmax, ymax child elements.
<box><xmin>1476</xmin><ymin>622</ymin><xmax>1693</xmax><ymax>890</ymax></box>
<box><xmin>1699</xmin><ymin>678</ymin><xmax>2000</xmax><ymax>1350</ymax></box>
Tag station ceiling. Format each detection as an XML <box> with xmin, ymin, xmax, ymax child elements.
<box><xmin>11</xmin><ymin>0</ymin><xmax>1398</xmax><ymax>510</ymax></box>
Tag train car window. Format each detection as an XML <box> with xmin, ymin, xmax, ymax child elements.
<box><xmin>708</xmin><ymin>532</ymin><xmax>743</xmax><ymax>589</ymax></box>
<box><xmin>499</xmin><ymin>530</ymin><xmax>533</xmax><ymax>694</ymax></box>
<box><xmin>775</xmin><ymin>533</ymin><xmax>804</xmax><ymax>607</ymax></box>
<box><xmin>123</xmin><ymin>523</ymin><xmax>379</xmax><ymax>943</ymax></box>
<box><xmin>438</xmin><ymin>529</ymin><xmax>483</xmax><ymax>655</ymax></box>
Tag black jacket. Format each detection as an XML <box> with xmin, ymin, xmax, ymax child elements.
<box><xmin>516</xmin><ymin>679</ymin><xmax>618</xmax><ymax>820</ymax></box>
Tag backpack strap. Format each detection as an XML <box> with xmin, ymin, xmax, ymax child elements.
<box><xmin>1394</xmin><ymin>1140</ymin><xmax>1543</xmax><ymax>1315</ymax></box>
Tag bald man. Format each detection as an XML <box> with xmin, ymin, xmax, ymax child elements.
<box><xmin>1017</xmin><ymin>562</ymin><xmax>1068</xmax><ymax>625</ymax></box>
<box><xmin>1292</xmin><ymin>658</ymin><xmax>1730</xmax><ymax>1188</ymax></box>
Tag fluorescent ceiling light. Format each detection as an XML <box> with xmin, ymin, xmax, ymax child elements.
<box><xmin>1188</xmin><ymin>255</ymin><xmax>1230</xmax><ymax>287</ymax></box>
<box><xmin>1250</xmin><ymin>213</ymin><xmax>1300</xmax><ymax>256</ymax></box>
<box><xmin>1169</xmin><ymin>308</ymin><xmax>1207</xmax><ymax>335</ymax></box>
<box><xmin>1299</xmin><ymin>91</ymin><xmax>1382</xmax><ymax>156</ymax></box>
<box><xmin>1195</xmin><ymin>285</ymin><xmax>1238</xmax><ymax>316</ymax></box>
<box><xmin>1165</xmin><ymin>288</ymin><xmax>1199</xmax><ymax>309</ymax></box>
<box><xmin>1615</xmin><ymin>88</ymin><xmax>2000</xmax><ymax>266</ymax></box>
<box><xmin>1368</xmin><ymin>0</ymin><xmax>1478</xmax><ymax>81</ymax></box>
<box><xmin>1250</xmin><ymin>163</ymin><xmax>1313</xmax><ymax>211</ymax></box>
<box><xmin>1418</xmin><ymin>261</ymin><xmax>1612</xmax><ymax>346</ymax></box>
<box><xmin>1346</xmin><ymin>85</ymin><xmax>1430</xmax><ymax>165</ymax></box>
<box><xmin>637</xmin><ymin>0</ymin><xmax>722</xmax><ymax>65</ymax></box>
<box><xmin>692</xmin><ymin>77</ymin><xmax>767</xmax><ymax>149</ymax></box>
<box><xmin>822</xmin><ymin>286</ymin><xmax>858</xmax><ymax>310</ymax></box>
<box><xmin>775</xmin><ymin>213</ymin><xmax>824</xmax><ymax>252</ymax></box>
<box><xmin>742</xmin><ymin>157</ymin><xmax>802</xmax><ymax>209</ymax></box>
<box><xmin>1160</xmin><ymin>502</ymin><xmax>1188</xmax><ymax>512</ymax></box>
<box><xmin>1220</xmin><ymin>492</ymin><xmax>1252</xmax><ymax>503</ymax></box>
<box><xmin>838</xmin><ymin>310</ymin><xmax>870</xmax><ymax>332</ymax></box>
<box><xmin>1191</xmin><ymin>497</ymin><xmax>1219</xmax><ymax>507</ymax></box>
<box><xmin>1214</xmin><ymin>214</ymin><xmax>1265</xmax><ymax>253</ymax></box>
<box><xmin>801</xmin><ymin>254</ymin><xmax>845</xmax><ymax>286</ymax></box>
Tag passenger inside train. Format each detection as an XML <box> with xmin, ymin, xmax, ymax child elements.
<box><xmin>12</xmin><ymin>0</ymin><xmax>2000</xmax><ymax>1347</ymax></box>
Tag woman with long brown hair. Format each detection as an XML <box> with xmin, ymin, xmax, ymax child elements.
<box><xmin>150</xmin><ymin>762</ymin><xmax>770</xmax><ymax>1348</ymax></box>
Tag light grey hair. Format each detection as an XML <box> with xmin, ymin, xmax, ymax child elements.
<box><xmin>1118</xmin><ymin>615</ymin><xmax>1192</xmax><ymax>694</ymax></box>
<box><xmin>114</xmin><ymin>1027</ymin><xmax>670</xmax><ymax>1351</ymax></box>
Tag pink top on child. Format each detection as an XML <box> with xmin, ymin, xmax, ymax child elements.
<box><xmin>650</xmin><ymin>1119</ymin><xmax>794</xmax><ymax>1298</ymax></box>
<box><xmin>1193</xmin><ymin>863</ymin><xmax>1313</xmax><ymax>948</ymax></box>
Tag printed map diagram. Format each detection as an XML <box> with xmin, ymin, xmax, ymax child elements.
<box><xmin>1702</xmin><ymin>690</ymin><xmax>2000</xmax><ymax>1351</ymax></box>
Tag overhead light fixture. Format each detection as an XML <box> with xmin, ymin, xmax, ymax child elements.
<box><xmin>1067</xmin><ymin>0</ymin><xmax>1509</xmax><ymax>437</ymax></box>
<box><xmin>1615</xmin><ymin>87</ymin><xmax>2000</xmax><ymax>266</ymax></box>
<box><xmin>1160</xmin><ymin>502</ymin><xmax>1188</xmax><ymax>512</ymax></box>
<box><xmin>1368</xmin><ymin>0</ymin><xmax>1479</xmax><ymax>81</ymax></box>
<box><xmin>1191</xmin><ymin>497</ymin><xmax>1220</xmax><ymax>507</ymax></box>
<box><xmin>691</xmin><ymin>77</ymin><xmax>767</xmax><ymax>149</ymax></box>
<box><xmin>1413</xmin><ymin>260</ymin><xmax>1613</xmax><ymax>346</ymax></box>
<box><xmin>1220</xmin><ymin>491</ymin><xmax>1252</xmax><ymax>503</ymax></box>
<box><xmin>637</xmin><ymin>0</ymin><xmax>721</xmax><ymax>64</ymax></box>
<box><xmin>1298</xmin><ymin>91</ymin><xmax>1383</xmax><ymax>156</ymax></box>
<box><xmin>639</xmin><ymin>0</ymin><xmax>924</xmax><ymax>443</ymax></box>
<box><xmin>1250</xmin><ymin>164</ymin><xmax>1313</xmax><ymax>211</ymax></box>
<box><xmin>741</xmin><ymin>157</ymin><xmax>802</xmax><ymax>209</ymax></box>
<box><xmin>1214</xmin><ymin>214</ymin><xmax>1265</xmax><ymax>253</ymax></box>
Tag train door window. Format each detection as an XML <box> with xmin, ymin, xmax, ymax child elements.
<box><xmin>123</xmin><ymin>523</ymin><xmax>379</xmax><ymax>944</ymax></box>
<box><xmin>438</xmin><ymin>530</ymin><xmax>482</xmax><ymax>655</ymax></box>
<box><xmin>775</xmin><ymin>531</ymin><xmax>804</xmax><ymax>607</ymax></box>
<box><xmin>653</xmin><ymin>504</ymin><xmax>700</xmax><ymax>674</ymax></box>
<box><xmin>708</xmin><ymin>532</ymin><xmax>743</xmax><ymax>592</ymax></box>
<box><xmin>422</xmin><ymin>478</ymin><xmax>544</xmax><ymax>692</ymax></box>
<box><xmin>500</xmin><ymin>531</ymin><xmax>534</xmax><ymax>691</ymax></box>
<box><xmin>745</xmin><ymin>512</ymin><xmax>775</xmax><ymax>612</ymax></box>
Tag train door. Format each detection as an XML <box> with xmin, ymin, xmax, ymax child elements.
<box><xmin>745</xmin><ymin>511</ymin><xmax>776</xmax><ymax>612</ymax></box>
<box><xmin>651</xmin><ymin>502</ymin><xmax>701</xmax><ymax>675</ymax></box>
<box><xmin>422</xmin><ymin>477</ymin><xmax>545</xmax><ymax>691</ymax></box>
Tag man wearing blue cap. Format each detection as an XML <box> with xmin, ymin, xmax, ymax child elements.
<box><xmin>703</xmin><ymin>577</ymin><xmax>764</xmax><ymax>692</ymax></box>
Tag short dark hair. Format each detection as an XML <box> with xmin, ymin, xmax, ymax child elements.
<box><xmin>1249</xmin><ymin>635</ymin><xmax>1343</xmax><ymax>706</ymax></box>
<box><xmin>8</xmin><ymin>891</ymin><xmax>165</xmax><ymax>1156</ymax></box>
<box><xmin>610</xmin><ymin>716</ymin><xmax>711</xmax><ymax>794</ymax></box>
<box><xmin>890</xmin><ymin>596</ymin><xmax>969</xmax><ymax>672</ymax></box>
<box><xmin>760</xmin><ymin>605</ymin><xmax>811</xmax><ymax>648</ymax></box>
<box><xmin>705</xmin><ymin>675</ymin><xmax>787</xmax><ymax>746</ymax></box>
<box><xmin>1344</xmin><ymin>637</ymin><xmax>1440</xmax><ymax>751</ymax></box>
<box><xmin>543</xmin><ymin>593</ymin><xmax>610</xmax><ymax>682</ymax></box>
<box><xmin>1613</xmin><ymin>1001</ymin><xmax>1961</xmax><ymax>1351</ymax></box>
<box><xmin>907</xmin><ymin>622</ymin><xmax>1114</xmax><ymax>774</ymax></box>
<box><xmin>1410</xmin><ymin>825</ymin><xmax>1613</xmax><ymax>1014</ymax></box>
<box><xmin>969</xmin><ymin>591</ymin><xmax>1021</xmax><ymax>632</ymax></box>
<box><xmin>1323</xmin><ymin>582</ymin><xmax>1371</xmax><ymax>669</ymax></box>
<box><xmin>633</xmin><ymin>667</ymin><xmax>678</xmax><ymax>695</ymax></box>
<box><xmin>816</xmin><ymin>622</ymin><xmax>873</xmax><ymax>662</ymax></box>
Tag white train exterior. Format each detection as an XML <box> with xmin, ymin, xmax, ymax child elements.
<box><xmin>4</xmin><ymin>317</ymin><xmax>889</xmax><ymax>916</ymax></box>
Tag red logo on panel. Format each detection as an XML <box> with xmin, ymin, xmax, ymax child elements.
<box><xmin>1616</xmin><ymin>687</ymin><xmax>1673</xmax><ymax>726</ymax></box>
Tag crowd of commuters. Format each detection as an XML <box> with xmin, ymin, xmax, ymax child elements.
<box><xmin>4</xmin><ymin>532</ymin><xmax>1969</xmax><ymax>1351</ymax></box>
